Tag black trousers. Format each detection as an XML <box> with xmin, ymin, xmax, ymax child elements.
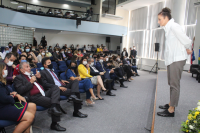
<box><xmin>101</xmin><ymin>75</ymin><xmax>112</xmax><ymax>91</ymax></box>
<box><xmin>30</xmin><ymin>86</ymin><xmax>60</xmax><ymax>123</ymax></box>
<box><xmin>114</xmin><ymin>68</ymin><xmax>124</xmax><ymax>78</ymax></box>
<box><xmin>123</xmin><ymin>65</ymin><xmax>132</xmax><ymax>79</ymax></box>
<box><xmin>60</xmin><ymin>80</ymin><xmax>82</xmax><ymax>112</ymax></box>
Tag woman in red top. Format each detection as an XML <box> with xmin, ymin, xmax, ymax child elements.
<box><xmin>77</xmin><ymin>50</ymin><xmax>83</xmax><ymax>57</ymax></box>
<box><xmin>13</xmin><ymin>55</ymin><xmax>27</xmax><ymax>76</ymax></box>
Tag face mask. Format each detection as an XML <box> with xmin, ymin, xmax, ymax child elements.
<box><xmin>61</xmin><ymin>51</ymin><xmax>64</xmax><ymax>54</ymax></box>
<box><xmin>21</xmin><ymin>60</ymin><xmax>27</xmax><ymax>62</ymax></box>
<box><xmin>68</xmin><ymin>51</ymin><xmax>71</xmax><ymax>53</ymax></box>
<box><xmin>90</xmin><ymin>55</ymin><xmax>92</xmax><ymax>58</ymax></box>
<box><xmin>71</xmin><ymin>66</ymin><xmax>76</xmax><ymax>70</ymax></box>
<box><xmin>90</xmin><ymin>62</ymin><xmax>94</xmax><ymax>66</ymax></box>
<box><xmin>48</xmin><ymin>64</ymin><xmax>53</xmax><ymax>69</ymax></box>
<box><xmin>26</xmin><ymin>49</ymin><xmax>30</xmax><ymax>52</ymax></box>
<box><xmin>117</xmin><ymin>58</ymin><xmax>120</xmax><ymax>61</ymax></box>
<box><xmin>108</xmin><ymin>66</ymin><xmax>113</xmax><ymax>69</ymax></box>
<box><xmin>28</xmin><ymin>58</ymin><xmax>32</xmax><ymax>62</ymax></box>
<box><xmin>21</xmin><ymin>47</ymin><xmax>24</xmax><ymax>49</ymax></box>
<box><xmin>84</xmin><ymin>51</ymin><xmax>86</xmax><ymax>53</ymax></box>
<box><xmin>56</xmin><ymin>51</ymin><xmax>59</xmax><ymax>53</ymax></box>
<box><xmin>46</xmin><ymin>51</ymin><xmax>48</xmax><ymax>53</ymax></box>
<box><xmin>106</xmin><ymin>58</ymin><xmax>108</xmax><ymax>61</ymax></box>
<box><xmin>2</xmin><ymin>70</ymin><xmax>8</xmax><ymax>78</ymax></box>
<box><xmin>134</xmin><ymin>48</ymin><xmax>136</xmax><ymax>50</ymax></box>
<box><xmin>83</xmin><ymin>61</ymin><xmax>87</xmax><ymax>65</ymax></box>
<box><xmin>9</xmin><ymin>46</ymin><xmax>12</xmax><ymax>48</ymax></box>
<box><xmin>32</xmin><ymin>49</ymin><xmax>35</xmax><ymax>51</ymax></box>
<box><xmin>5</xmin><ymin>50</ymin><xmax>9</xmax><ymax>53</ymax></box>
<box><xmin>99</xmin><ymin>59</ymin><xmax>103</xmax><ymax>63</ymax></box>
<box><xmin>42</xmin><ymin>53</ymin><xmax>45</xmax><ymax>55</ymax></box>
<box><xmin>24</xmin><ymin>71</ymin><xmax>31</xmax><ymax>76</ymax></box>
<box><xmin>7</xmin><ymin>60</ymin><xmax>13</xmax><ymax>66</ymax></box>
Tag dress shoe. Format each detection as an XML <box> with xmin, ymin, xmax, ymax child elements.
<box><xmin>120</xmin><ymin>84</ymin><xmax>128</xmax><ymax>88</ymax></box>
<box><xmin>112</xmin><ymin>87</ymin><xmax>117</xmax><ymax>90</ymax></box>
<box><xmin>73</xmin><ymin>111</ymin><xmax>88</xmax><ymax>118</ymax></box>
<box><xmin>85</xmin><ymin>101</ymin><xmax>95</xmax><ymax>106</ymax></box>
<box><xmin>106</xmin><ymin>92</ymin><xmax>116</xmax><ymax>96</ymax></box>
<box><xmin>136</xmin><ymin>74</ymin><xmax>140</xmax><ymax>76</ymax></box>
<box><xmin>157</xmin><ymin>109</ymin><xmax>174</xmax><ymax>117</ymax></box>
<box><xmin>48</xmin><ymin>107</ymin><xmax>62</xmax><ymax>116</ymax></box>
<box><xmin>96</xmin><ymin>95</ymin><xmax>104</xmax><ymax>100</ymax></box>
<box><xmin>159</xmin><ymin>104</ymin><xmax>169</xmax><ymax>109</ymax></box>
<box><xmin>104</xmin><ymin>79</ymin><xmax>113</xmax><ymax>83</ymax></box>
<box><xmin>68</xmin><ymin>95</ymin><xmax>83</xmax><ymax>103</ymax></box>
<box><xmin>51</xmin><ymin>123</ymin><xmax>66</xmax><ymax>131</ymax></box>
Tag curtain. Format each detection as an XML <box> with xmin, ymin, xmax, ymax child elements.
<box><xmin>185</xmin><ymin>0</ymin><xmax>198</xmax><ymax>25</ymax></box>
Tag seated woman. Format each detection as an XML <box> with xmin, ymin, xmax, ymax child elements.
<box><xmin>60</xmin><ymin>49</ymin><xmax>68</xmax><ymax>61</ymax></box>
<box><xmin>97</xmin><ymin>46</ymin><xmax>103</xmax><ymax>53</ymax></box>
<box><xmin>37</xmin><ymin>49</ymin><xmax>46</xmax><ymax>63</ymax></box>
<box><xmin>77</xmin><ymin>50</ymin><xmax>83</xmax><ymax>57</ymax></box>
<box><xmin>44</xmin><ymin>48</ymin><xmax>52</xmax><ymax>57</ymax></box>
<box><xmin>65</xmin><ymin>61</ymin><xmax>96</xmax><ymax>105</ymax></box>
<box><xmin>24</xmin><ymin>46</ymin><xmax>38</xmax><ymax>63</ymax></box>
<box><xmin>78</xmin><ymin>57</ymin><xmax>107</xmax><ymax>100</ymax></box>
<box><xmin>27</xmin><ymin>54</ymin><xmax>37</xmax><ymax>68</ymax></box>
<box><xmin>0</xmin><ymin>62</ymin><xmax>36</xmax><ymax>133</ymax></box>
<box><xmin>53</xmin><ymin>48</ymin><xmax>63</xmax><ymax>62</ymax></box>
<box><xmin>66</xmin><ymin>48</ymin><xmax>73</xmax><ymax>60</ymax></box>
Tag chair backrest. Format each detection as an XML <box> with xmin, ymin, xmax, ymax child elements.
<box><xmin>58</xmin><ymin>61</ymin><xmax>66</xmax><ymax>66</ymax></box>
<box><xmin>37</xmin><ymin>63</ymin><xmax>43</xmax><ymax>68</ymax></box>
<box><xmin>52</xmin><ymin>62</ymin><xmax>58</xmax><ymax>69</ymax></box>
<box><xmin>77</xmin><ymin>60</ymin><xmax>80</xmax><ymax>66</ymax></box>
<box><xmin>60</xmin><ymin>72</ymin><xmax>67</xmax><ymax>80</ymax></box>
<box><xmin>66</xmin><ymin>60</ymin><xmax>71</xmax><ymax>66</ymax></box>
<box><xmin>31</xmin><ymin>68</ymin><xmax>37</xmax><ymax>75</ymax></box>
<box><xmin>59</xmin><ymin>65</ymin><xmax>68</xmax><ymax>72</ymax></box>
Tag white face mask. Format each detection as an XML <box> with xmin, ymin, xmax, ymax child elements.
<box><xmin>117</xmin><ymin>58</ymin><xmax>120</xmax><ymax>61</ymax></box>
<box><xmin>84</xmin><ymin>51</ymin><xmax>86</xmax><ymax>53</ymax></box>
<box><xmin>2</xmin><ymin>70</ymin><xmax>8</xmax><ymax>78</ymax></box>
<box><xmin>61</xmin><ymin>51</ymin><xmax>64</xmax><ymax>54</ymax></box>
<box><xmin>24</xmin><ymin>71</ymin><xmax>31</xmax><ymax>76</ymax></box>
<box><xmin>46</xmin><ymin>51</ymin><xmax>48</xmax><ymax>53</ymax></box>
<box><xmin>56</xmin><ymin>51</ymin><xmax>59</xmax><ymax>53</ymax></box>
<box><xmin>106</xmin><ymin>58</ymin><xmax>108</xmax><ymax>61</ymax></box>
<box><xmin>7</xmin><ymin>60</ymin><xmax>13</xmax><ymax>66</ymax></box>
<box><xmin>90</xmin><ymin>62</ymin><xmax>94</xmax><ymax>66</ymax></box>
<box><xmin>68</xmin><ymin>51</ymin><xmax>70</xmax><ymax>53</ymax></box>
<box><xmin>99</xmin><ymin>59</ymin><xmax>103</xmax><ymax>63</ymax></box>
<box><xmin>42</xmin><ymin>53</ymin><xmax>45</xmax><ymax>55</ymax></box>
<box><xmin>83</xmin><ymin>61</ymin><xmax>87</xmax><ymax>65</ymax></box>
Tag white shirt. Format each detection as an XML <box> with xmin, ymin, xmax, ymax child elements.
<box><xmin>45</xmin><ymin>68</ymin><xmax>62</xmax><ymax>87</ymax></box>
<box><xmin>86</xmin><ymin>47</ymin><xmax>91</xmax><ymax>51</ymax></box>
<box><xmin>90</xmin><ymin>65</ymin><xmax>99</xmax><ymax>72</ymax></box>
<box><xmin>163</xmin><ymin>18</ymin><xmax>192</xmax><ymax>66</ymax></box>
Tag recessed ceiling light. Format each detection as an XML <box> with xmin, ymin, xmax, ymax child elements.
<box><xmin>18</xmin><ymin>6</ymin><xmax>24</xmax><ymax>8</ymax></box>
<box><xmin>27</xmin><ymin>7</ymin><xmax>32</xmax><ymax>9</ymax></box>
<box><xmin>10</xmin><ymin>1</ymin><xmax>18</xmax><ymax>4</ymax></box>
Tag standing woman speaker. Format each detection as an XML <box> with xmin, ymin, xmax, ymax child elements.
<box><xmin>157</xmin><ymin>7</ymin><xmax>192</xmax><ymax>117</ymax></box>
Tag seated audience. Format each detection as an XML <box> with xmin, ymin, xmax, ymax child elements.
<box><xmin>66</xmin><ymin>48</ymin><xmax>73</xmax><ymax>60</ymax></box>
<box><xmin>40</xmin><ymin>57</ymin><xmax>87</xmax><ymax>118</ymax></box>
<box><xmin>65</xmin><ymin>61</ymin><xmax>96</xmax><ymax>105</ymax></box>
<box><xmin>53</xmin><ymin>48</ymin><xmax>63</xmax><ymax>62</ymax></box>
<box><xmin>14</xmin><ymin>61</ymin><xmax>67</xmax><ymax>131</ymax></box>
<box><xmin>76</xmin><ymin>44</ymin><xmax>79</xmax><ymax>50</ymax></box>
<box><xmin>83</xmin><ymin>49</ymin><xmax>87</xmax><ymax>55</ymax></box>
<box><xmin>8</xmin><ymin>42</ymin><xmax>13</xmax><ymax>52</ymax></box>
<box><xmin>83</xmin><ymin>45</ymin><xmax>86</xmax><ymax>49</ymax></box>
<box><xmin>97</xmin><ymin>46</ymin><xmax>103</xmax><ymax>53</ymax></box>
<box><xmin>70</xmin><ymin>44</ymin><xmax>75</xmax><ymax>49</ymax></box>
<box><xmin>37</xmin><ymin>49</ymin><xmax>46</xmax><ymax>63</ymax></box>
<box><xmin>86</xmin><ymin>45</ymin><xmax>91</xmax><ymax>52</ymax></box>
<box><xmin>78</xmin><ymin>57</ymin><xmax>106</xmax><ymax>100</ymax></box>
<box><xmin>60</xmin><ymin>49</ymin><xmax>67</xmax><ymax>61</ymax></box>
<box><xmin>45</xmin><ymin>48</ymin><xmax>52</xmax><ymax>57</ymax></box>
<box><xmin>24</xmin><ymin>46</ymin><xmax>38</xmax><ymax>63</ymax></box>
<box><xmin>57</xmin><ymin>9</ymin><xmax>63</xmax><ymax>16</ymax></box>
<box><xmin>0</xmin><ymin>47</ymin><xmax>10</xmax><ymax>59</ymax></box>
<box><xmin>64</xmin><ymin>12</ymin><xmax>71</xmax><ymax>18</ymax></box>
<box><xmin>62</xmin><ymin>44</ymin><xmax>67</xmax><ymax>49</ymax></box>
<box><xmin>13</xmin><ymin>55</ymin><xmax>27</xmax><ymax>76</ymax></box>
<box><xmin>27</xmin><ymin>54</ymin><xmax>37</xmax><ymax>68</ymax></box>
<box><xmin>54</xmin><ymin>43</ymin><xmax>60</xmax><ymax>49</ymax></box>
<box><xmin>48</xmin><ymin>46</ymin><xmax>53</xmax><ymax>53</ymax></box>
<box><xmin>122</xmin><ymin>56</ymin><xmax>136</xmax><ymax>77</ymax></box>
<box><xmin>77</xmin><ymin>50</ymin><xmax>83</xmax><ymax>57</ymax></box>
<box><xmin>0</xmin><ymin>62</ymin><xmax>36</xmax><ymax>133</ymax></box>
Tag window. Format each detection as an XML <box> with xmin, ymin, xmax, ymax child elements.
<box><xmin>102</xmin><ymin>0</ymin><xmax>116</xmax><ymax>15</ymax></box>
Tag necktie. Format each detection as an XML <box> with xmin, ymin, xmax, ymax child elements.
<box><xmin>50</xmin><ymin>70</ymin><xmax>65</xmax><ymax>86</ymax></box>
<box><xmin>100</xmin><ymin>63</ymin><xmax>105</xmax><ymax>72</ymax></box>
<box><xmin>28</xmin><ymin>76</ymin><xmax>45</xmax><ymax>96</ymax></box>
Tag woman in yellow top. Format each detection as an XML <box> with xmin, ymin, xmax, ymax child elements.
<box><xmin>78</xmin><ymin>57</ymin><xmax>107</xmax><ymax>100</ymax></box>
<box><xmin>97</xmin><ymin>46</ymin><xmax>103</xmax><ymax>53</ymax></box>
<box><xmin>44</xmin><ymin>48</ymin><xmax>52</xmax><ymax>57</ymax></box>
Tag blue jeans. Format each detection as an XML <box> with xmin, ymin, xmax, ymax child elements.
<box><xmin>131</xmin><ymin>66</ymin><xmax>138</xmax><ymax>74</ymax></box>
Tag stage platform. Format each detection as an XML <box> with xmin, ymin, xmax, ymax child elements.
<box><xmin>153</xmin><ymin>70</ymin><xmax>200</xmax><ymax>133</ymax></box>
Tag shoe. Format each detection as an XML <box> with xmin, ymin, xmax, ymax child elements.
<box><xmin>85</xmin><ymin>101</ymin><xmax>95</xmax><ymax>106</ymax></box>
<box><xmin>130</xmin><ymin>77</ymin><xmax>134</xmax><ymax>80</ymax></box>
<box><xmin>157</xmin><ymin>109</ymin><xmax>174</xmax><ymax>117</ymax></box>
<box><xmin>159</xmin><ymin>104</ymin><xmax>169</xmax><ymax>109</ymax></box>
<box><xmin>120</xmin><ymin>84</ymin><xmax>128</xmax><ymax>88</ymax></box>
<box><xmin>104</xmin><ymin>79</ymin><xmax>113</xmax><ymax>83</ymax></box>
<box><xmin>51</xmin><ymin>123</ymin><xmax>66</xmax><ymax>131</ymax></box>
<box><xmin>68</xmin><ymin>95</ymin><xmax>83</xmax><ymax>103</ymax></box>
<box><xmin>136</xmin><ymin>74</ymin><xmax>140</xmax><ymax>76</ymax></box>
<box><xmin>127</xmin><ymin>79</ymin><xmax>131</xmax><ymax>82</ymax></box>
<box><xmin>48</xmin><ymin>107</ymin><xmax>62</xmax><ymax>116</ymax></box>
<box><xmin>73</xmin><ymin>111</ymin><xmax>88</xmax><ymax>118</ymax></box>
<box><xmin>96</xmin><ymin>95</ymin><xmax>104</xmax><ymax>100</ymax></box>
<box><xmin>90</xmin><ymin>96</ymin><xmax>99</xmax><ymax>101</ymax></box>
<box><xmin>112</xmin><ymin>87</ymin><xmax>117</xmax><ymax>90</ymax></box>
<box><xmin>106</xmin><ymin>92</ymin><xmax>116</xmax><ymax>96</ymax></box>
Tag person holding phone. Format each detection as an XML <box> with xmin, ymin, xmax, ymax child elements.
<box><xmin>0</xmin><ymin>61</ymin><xmax>36</xmax><ymax>133</ymax></box>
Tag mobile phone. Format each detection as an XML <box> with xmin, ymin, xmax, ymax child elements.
<box><xmin>14</xmin><ymin>102</ymin><xmax>24</xmax><ymax>109</ymax></box>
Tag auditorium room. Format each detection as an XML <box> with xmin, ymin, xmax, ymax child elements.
<box><xmin>0</xmin><ymin>0</ymin><xmax>200</xmax><ymax>133</ymax></box>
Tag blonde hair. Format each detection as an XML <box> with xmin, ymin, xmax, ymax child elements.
<box><xmin>0</xmin><ymin>62</ymin><xmax>7</xmax><ymax>85</ymax></box>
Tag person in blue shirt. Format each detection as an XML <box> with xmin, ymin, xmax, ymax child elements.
<box><xmin>0</xmin><ymin>61</ymin><xmax>36</xmax><ymax>133</ymax></box>
<box><xmin>64</xmin><ymin>61</ymin><xmax>97</xmax><ymax>105</ymax></box>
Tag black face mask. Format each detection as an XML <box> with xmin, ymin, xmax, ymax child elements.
<box><xmin>71</xmin><ymin>67</ymin><xmax>76</xmax><ymax>70</ymax></box>
<box><xmin>108</xmin><ymin>65</ymin><xmax>113</xmax><ymax>69</ymax></box>
<box><xmin>9</xmin><ymin>46</ymin><xmax>12</xmax><ymax>48</ymax></box>
<box><xmin>48</xmin><ymin>64</ymin><xmax>53</xmax><ymax>69</ymax></box>
<box><xmin>28</xmin><ymin>58</ymin><xmax>32</xmax><ymax>62</ymax></box>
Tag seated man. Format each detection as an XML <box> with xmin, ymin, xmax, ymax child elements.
<box><xmin>123</xmin><ymin>56</ymin><xmax>139</xmax><ymax>76</ymax></box>
<box><xmin>3</xmin><ymin>53</ymin><xmax>16</xmax><ymax>90</ymax></box>
<box><xmin>40</xmin><ymin>57</ymin><xmax>87</xmax><ymax>118</ymax></box>
<box><xmin>14</xmin><ymin>62</ymin><xmax>66</xmax><ymax>131</ymax></box>
<box><xmin>13</xmin><ymin>55</ymin><xmax>27</xmax><ymax>76</ymax></box>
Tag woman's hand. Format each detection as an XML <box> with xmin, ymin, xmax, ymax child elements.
<box><xmin>186</xmin><ymin>49</ymin><xmax>192</xmax><ymax>55</ymax></box>
<box><xmin>16</xmin><ymin>95</ymin><xmax>27</xmax><ymax>103</ymax></box>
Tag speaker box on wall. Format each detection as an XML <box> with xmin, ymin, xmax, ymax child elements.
<box><xmin>91</xmin><ymin>0</ymin><xmax>95</xmax><ymax>5</ymax></box>
<box><xmin>76</xmin><ymin>18</ymin><xmax>81</xmax><ymax>26</ymax></box>
<box><xmin>120</xmin><ymin>37</ymin><xmax>122</xmax><ymax>43</ymax></box>
<box><xmin>155</xmin><ymin>43</ymin><xmax>159</xmax><ymax>52</ymax></box>
<box><xmin>106</xmin><ymin>37</ymin><xmax>110</xmax><ymax>43</ymax></box>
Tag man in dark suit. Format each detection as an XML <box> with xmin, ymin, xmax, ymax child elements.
<box><xmin>40</xmin><ymin>57</ymin><xmax>88</xmax><ymax>118</ymax></box>
<box><xmin>130</xmin><ymin>46</ymin><xmax>137</xmax><ymax>65</ymax></box>
<box><xmin>14</xmin><ymin>62</ymin><xmax>66</xmax><ymax>131</ymax></box>
<box><xmin>121</xmin><ymin>48</ymin><xmax>128</xmax><ymax>60</ymax></box>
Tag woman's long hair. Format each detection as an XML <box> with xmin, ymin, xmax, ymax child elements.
<box><xmin>0</xmin><ymin>62</ymin><xmax>7</xmax><ymax>85</ymax></box>
<box><xmin>65</xmin><ymin>61</ymin><xmax>79</xmax><ymax>76</ymax></box>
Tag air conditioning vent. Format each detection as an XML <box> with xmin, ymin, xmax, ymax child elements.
<box><xmin>102</xmin><ymin>13</ymin><xmax>123</xmax><ymax>20</ymax></box>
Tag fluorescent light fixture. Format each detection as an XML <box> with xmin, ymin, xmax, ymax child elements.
<box><xmin>10</xmin><ymin>1</ymin><xmax>18</xmax><ymax>4</ymax></box>
<box><xmin>33</xmin><ymin>0</ymin><xmax>38</xmax><ymax>2</ymax></box>
<box><xmin>27</xmin><ymin>7</ymin><xmax>32</xmax><ymax>9</ymax></box>
<box><xmin>18</xmin><ymin>6</ymin><xmax>24</xmax><ymax>8</ymax></box>
<box><xmin>63</xmin><ymin>4</ymin><xmax>69</xmax><ymax>7</ymax></box>
<box><xmin>61</xmin><ymin>31</ymin><xmax>63</xmax><ymax>32</ymax></box>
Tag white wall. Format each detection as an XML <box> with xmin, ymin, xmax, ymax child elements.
<box><xmin>34</xmin><ymin>31</ymin><xmax>120</xmax><ymax>51</ymax></box>
<box><xmin>194</xmin><ymin>7</ymin><xmax>200</xmax><ymax>64</ymax></box>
